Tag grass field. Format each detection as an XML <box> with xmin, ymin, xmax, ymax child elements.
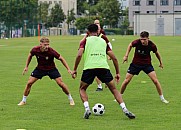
<box><xmin>0</xmin><ymin>35</ymin><xmax>180</xmax><ymax>130</ymax></box>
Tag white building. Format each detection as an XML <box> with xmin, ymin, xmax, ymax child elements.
<box><xmin>134</xmin><ymin>13</ymin><xmax>181</xmax><ymax>36</ymax></box>
<box><xmin>129</xmin><ymin>0</ymin><xmax>181</xmax><ymax>35</ymax></box>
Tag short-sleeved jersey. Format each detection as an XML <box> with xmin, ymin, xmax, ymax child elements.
<box><xmin>80</xmin><ymin>36</ymin><xmax>110</xmax><ymax>70</ymax></box>
<box><xmin>30</xmin><ymin>46</ymin><xmax>60</xmax><ymax>70</ymax></box>
<box><xmin>131</xmin><ymin>39</ymin><xmax>157</xmax><ymax>65</ymax></box>
<box><xmin>100</xmin><ymin>29</ymin><xmax>106</xmax><ymax>35</ymax></box>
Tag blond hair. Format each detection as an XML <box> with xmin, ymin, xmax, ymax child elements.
<box><xmin>40</xmin><ymin>37</ymin><xmax>50</xmax><ymax>43</ymax></box>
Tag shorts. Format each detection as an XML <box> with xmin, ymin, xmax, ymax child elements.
<box><xmin>127</xmin><ymin>63</ymin><xmax>154</xmax><ymax>75</ymax></box>
<box><xmin>31</xmin><ymin>68</ymin><xmax>61</xmax><ymax>79</ymax></box>
<box><xmin>81</xmin><ymin>69</ymin><xmax>113</xmax><ymax>85</ymax></box>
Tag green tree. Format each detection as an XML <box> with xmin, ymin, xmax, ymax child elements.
<box><xmin>0</xmin><ymin>0</ymin><xmax>38</xmax><ymax>24</ymax></box>
<box><xmin>75</xmin><ymin>17</ymin><xmax>90</xmax><ymax>31</ymax></box>
<box><xmin>48</xmin><ymin>4</ymin><xmax>65</xmax><ymax>27</ymax></box>
<box><xmin>95</xmin><ymin>0</ymin><xmax>121</xmax><ymax>28</ymax></box>
<box><xmin>37</xmin><ymin>3</ymin><xmax>49</xmax><ymax>24</ymax></box>
<box><xmin>121</xmin><ymin>8</ymin><xmax>129</xmax><ymax>29</ymax></box>
<box><xmin>77</xmin><ymin>0</ymin><xmax>99</xmax><ymax>15</ymax></box>
<box><xmin>0</xmin><ymin>0</ymin><xmax>38</xmax><ymax>37</ymax></box>
<box><xmin>67</xmin><ymin>8</ymin><xmax>76</xmax><ymax>26</ymax></box>
<box><xmin>75</xmin><ymin>15</ymin><xmax>99</xmax><ymax>32</ymax></box>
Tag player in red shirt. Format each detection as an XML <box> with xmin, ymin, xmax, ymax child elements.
<box><xmin>120</xmin><ymin>31</ymin><xmax>169</xmax><ymax>104</ymax></box>
<box><xmin>18</xmin><ymin>37</ymin><xmax>75</xmax><ymax>106</ymax></box>
<box><xmin>94</xmin><ymin>19</ymin><xmax>106</xmax><ymax>35</ymax></box>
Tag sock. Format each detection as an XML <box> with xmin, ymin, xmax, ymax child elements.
<box><xmin>97</xmin><ymin>84</ymin><xmax>102</xmax><ymax>89</ymax></box>
<box><xmin>83</xmin><ymin>101</ymin><xmax>90</xmax><ymax>111</ymax></box>
<box><xmin>68</xmin><ymin>94</ymin><xmax>73</xmax><ymax>101</ymax></box>
<box><xmin>22</xmin><ymin>95</ymin><xmax>27</xmax><ymax>102</ymax></box>
<box><xmin>120</xmin><ymin>102</ymin><xmax>128</xmax><ymax>113</ymax></box>
<box><xmin>160</xmin><ymin>95</ymin><xmax>165</xmax><ymax>100</ymax></box>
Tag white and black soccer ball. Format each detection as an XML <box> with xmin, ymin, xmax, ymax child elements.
<box><xmin>92</xmin><ymin>103</ymin><xmax>105</xmax><ymax>116</ymax></box>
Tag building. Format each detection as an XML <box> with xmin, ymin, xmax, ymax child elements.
<box><xmin>129</xmin><ymin>0</ymin><xmax>181</xmax><ymax>35</ymax></box>
<box><xmin>118</xmin><ymin>0</ymin><xmax>129</xmax><ymax>10</ymax></box>
<box><xmin>38</xmin><ymin>0</ymin><xmax>77</xmax><ymax>35</ymax></box>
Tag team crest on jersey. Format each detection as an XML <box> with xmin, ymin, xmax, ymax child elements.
<box><xmin>46</xmin><ymin>56</ymin><xmax>49</xmax><ymax>60</ymax></box>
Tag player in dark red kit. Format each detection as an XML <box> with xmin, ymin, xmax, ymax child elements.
<box><xmin>18</xmin><ymin>37</ymin><xmax>75</xmax><ymax>106</ymax></box>
<box><xmin>120</xmin><ymin>31</ymin><xmax>169</xmax><ymax>104</ymax></box>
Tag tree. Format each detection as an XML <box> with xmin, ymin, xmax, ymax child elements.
<box><xmin>95</xmin><ymin>0</ymin><xmax>121</xmax><ymax>28</ymax></box>
<box><xmin>121</xmin><ymin>8</ymin><xmax>129</xmax><ymax>28</ymax></box>
<box><xmin>0</xmin><ymin>0</ymin><xmax>38</xmax><ymax>37</ymax></box>
<box><xmin>75</xmin><ymin>0</ymin><xmax>121</xmax><ymax>29</ymax></box>
<box><xmin>0</xmin><ymin>0</ymin><xmax>38</xmax><ymax>25</ymax></box>
<box><xmin>120</xmin><ymin>7</ymin><xmax>130</xmax><ymax>35</ymax></box>
<box><xmin>48</xmin><ymin>4</ymin><xmax>65</xmax><ymax>27</ymax></box>
<box><xmin>66</xmin><ymin>8</ymin><xmax>76</xmax><ymax>26</ymax></box>
<box><xmin>75</xmin><ymin>15</ymin><xmax>99</xmax><ymax>32</ymax></box>
<box><xmin>75</xmin><ymin>17</ymin><xmax>90</xmax><ymax>31</ymax></box>
<box><xmin>37</xmin><ymin>3</ymin><xmax>49</xmax><ymax>24</ymax></box>
<box><xmin>77</xmin><ymin>0</ymin><xmax>99</xmax><ymax>15</ymax></box>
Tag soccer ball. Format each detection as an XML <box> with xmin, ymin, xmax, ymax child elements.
<box><xmin>112</xmin><ymin>38</ymin><xmax>115</xmax><ymax>41</ymax></box>
<box><xmin>92</xmin><ymin>103</ymin><xmax>105</xmax><ymax>116</ymax></box>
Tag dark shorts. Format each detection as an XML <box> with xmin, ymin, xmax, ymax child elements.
<box><xmin>81</xmin><ymin>69</ymin><xmax>113</xmax><ymax>85</ymax></box>
<box><xmin>31</xmin><ymin>68</ymin><xmax>61</xmax><ymax>79</ymax></box>
<box><xmin>127</xmin><ymin>63</ymin><xmax>154</xmax><ymax>75</ymax></box>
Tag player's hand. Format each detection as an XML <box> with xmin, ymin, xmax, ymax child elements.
<box><xmin>159</xmin><ymin>64</ymin><xmax>163</xmax><ymax>69</ymax></box>
<box><xmin>67</xmin><ymin>69</ymin><xmax>72</xmax><ymax>74</ymax></box>
<box><xmin>22</xmin><ymin>67</ymin><xmax>28</xmax><ymax>75</ymax></box>
<box><xmin>115</xmin><ymin>74</ymin><xmax>120</xmax><ymax>84</ymax></box>
<box><xmin>71</xmin><ymin>70</ymin><xmax>77</xmax><ymax>79</ymax></box>
<box><xmin>122</xmin><ymin>56</ymin><xmax>128</xmax><ymax>64</ymax></box>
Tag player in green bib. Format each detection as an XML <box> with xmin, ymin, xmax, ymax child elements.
<box><xmin>72</xmin><ymin>24</ymin><xmax>135</xmax><ymax>120</ymax></box>
<box><xmin>83</xmin><ymin>36</ymin><xmax>109</xmax><ymax>70</ymax></box>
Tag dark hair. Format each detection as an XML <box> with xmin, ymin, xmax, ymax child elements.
<box><xmin>87</xmin><ymin>24</ymin><xmax>98</xmax><ymax>33</ymax></box>
<box><xmin>140</xmin><ymin>31</ymin><xmax>149</xmax><ymax>38</ymax></box>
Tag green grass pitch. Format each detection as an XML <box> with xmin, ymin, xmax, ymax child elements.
<box><xmin>0</xmin><ymin>35</ymin><xmax>180</xmax><ymax>130</ymax></box>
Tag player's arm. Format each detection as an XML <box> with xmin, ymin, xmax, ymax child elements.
<box><xmin>22</xmin><ymin>53</ymin><xmax>33</xmax><ymax>75</ymax></box>
<box><xmin>155</xmin><ymin>51</ymin><xmax>163</xmax><ymax>69</ymax></box>
<box><xmin>58</xmin><ymin>56</ymin><xmax>72</xmax><ymax>74</ymax></box>
<box><xmin>72</xmin><ymin>48</ymin><xmax>84</xmax><ymax>79</ymax></box>
<box><xmin>80</xmin><ymin>32</ymin><xmax>89</xmax><ymax>43</ymax></box>
<box><xmin>123</xmin><ymin>42</ymin><xmax>133</xmax><ymax>63</ymax></box>
<box><xmin>101</xmin><ymin>35</ymin><xmax>112</xmax><ymax>50</ymax></box>
<box><xmin>107</xmin><ymin>51</ymin><xmax>120</xmax><ymax>84</ymax></box>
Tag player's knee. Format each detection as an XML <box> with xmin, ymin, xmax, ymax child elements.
<box><xmin>124</xmin><ymin>79</ymin><xmax>130</xmax><ymax>84</ymax></box>
<box><xmin>27</xmin><ymin>82</ymin><xmax>33</xmax><ymax>87</ymax></box>
<box><xmin>152</xmin><ymin>79</ymin><xmax>158</xmax><ymax>84</ymax></box>
<box><xmin>58</xmin><ymin>81</ymin><xmax>65</xmax><ymax>87</ymax></box>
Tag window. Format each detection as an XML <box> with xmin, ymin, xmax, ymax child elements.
<box><xmin>134</xmin><ymin>0</ymin><xmax>140</xmax><ymax>6</ymax></box>
<box><xmin>59</xmin><ymin>1</ymin><xmax>62</xmax><ymax>7</ymax></box>
<box><xmin>160</xmin><ymin>11</ymin><xmax>169</xmax><ymax>13</ymax></box>
<box><xmin>147</xmin><ymin>11</ymin><xmax>155</xmax><ymax>13</ymax></box>
<box><xmin>160</xmin><ymin>0</ymin><xmax>168</xmax><ymax>5</ymax></box>
<box><xmin>147</xmin><ymin>0</ymin><xmax>154</xmax><ymax>5</ymax></box>
<box><xmin>134</xmin><ymin>11</ymin><xmax>140</xmax><ymax>14</ymax></box>
<box><xmin>174</xmin><ymin>11</ymin><xmax>181</xmax><ymax>13</ymax></box>
<box><xmin>175</xmin><ymin>0</ymin><xmax>181</xmax><ymax>5</ymax></box>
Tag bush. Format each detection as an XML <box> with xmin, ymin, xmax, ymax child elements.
<box><xmin>104</xmin><ymin>28</ymin><xmax>133</xmax><ymax>35</ymax></box>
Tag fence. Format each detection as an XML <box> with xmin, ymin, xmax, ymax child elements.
<box><xmin>0</xmin><ymin>22</ymin><xmax>64</xmax><ymax>39</ymax></box>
